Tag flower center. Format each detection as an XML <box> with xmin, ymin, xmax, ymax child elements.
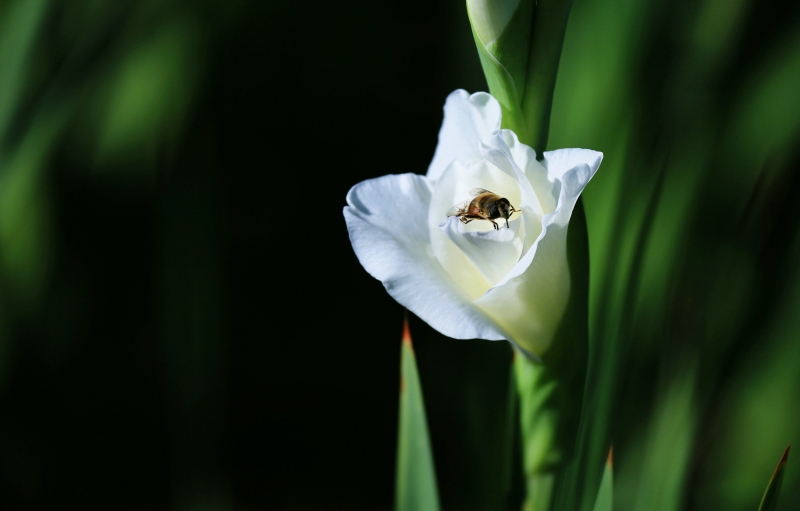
<box><xmin>428</xmin><ymin>160</ymin><xmax>526</xmax><ymax>297</ymax></box>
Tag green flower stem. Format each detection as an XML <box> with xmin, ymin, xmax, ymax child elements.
<box><xmin>514</xmin><ymin>336</ymin><xmax>586</xmax><ymax>511</ymax></box>
<box><xmin>468</xmin><ymin>0</ymin><xmax>585</xmax><ymax>505</ymax></box>
<box><xmin>514</xmin><ymin>354</ymin><xmax>559</xmax><ymax>511</ymax></box>
<box><xmin>512</xmin><ymin>10</ymin><xmax>590</xmax><ymax>491</ymax></box>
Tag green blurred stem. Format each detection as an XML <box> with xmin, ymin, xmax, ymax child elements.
<box><xmin>469</xmin><ymin>0</ymin><xmax>585</xmax><ymax>504</ymax></box>
<box><xmin>514</xmin><ymin>342</ymin><xmax>585</xmax><ymax>511</ymax></box>
<box><xmin>521</xmin><ymin>0</ymin><xmax>573</xmax><ymax>157</ymax></box>
<box><xmin>514</xmin><ymin>355</ymin><xmax>559</xmax><ymax>511</ymax></box>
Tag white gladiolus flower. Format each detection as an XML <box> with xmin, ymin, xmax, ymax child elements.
<box><xmin>343</xmin><ymin>90</ymin><xmax>602</xmax><ymax>356</ymax></box>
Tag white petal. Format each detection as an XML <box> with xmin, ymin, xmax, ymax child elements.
<box><xmin>344</xmin><ymin>173</ymin><xmax>506</xmax><ymax>341</ymax></box>
<box><xmin>426</xmin><ymin>90</ymin><xmax>502</xmax><ymax>182</ymax></box>
<box><xmin>476</xmin><ymin>221</ymin><xmax>571</xmax><ymax>355</ymax></box>
<box><xmin>498</xmin><ymin>129</ymin><xmax>557</xmax><ymax>214</ymax></box>
<box><xmin>439</xmin><ymin>216</ymin><xmax>524</xmax><ymax>287</ymax></box>
<box><xmin>542</xmin><ymin>148</ymin><xmax>603</xmax><ymax>182</ymax></box>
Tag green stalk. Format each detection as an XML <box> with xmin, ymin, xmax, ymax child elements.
<box><xmin>514</xmin><ymin>337</ymin><xmax>586</xmax><ymax>511</ymax></box>
<box><xmin>468</xmin><ymin>1</ymin><xmax>583</xmax><ymax>507</ymax></box>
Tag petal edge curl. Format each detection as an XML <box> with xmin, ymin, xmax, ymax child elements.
<box><xmin>426</xmin><ymin>90</ymin><xmax>503</xmax><ymax>182</ymax></box>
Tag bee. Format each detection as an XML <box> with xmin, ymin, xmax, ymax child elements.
<box><xmin>446</xmin><ymin>189</ymin><xmax>520</xmax><ymax>230</ymax></box>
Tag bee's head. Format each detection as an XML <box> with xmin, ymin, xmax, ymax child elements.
<box><xmin>492</xmin><ymin>198</ymin><xmax>513</xmax><ymax>220</ymax></box>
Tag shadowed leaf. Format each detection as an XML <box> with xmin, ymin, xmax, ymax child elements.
<box><xmin>396</xmin><ymin>315</ymin><xmax>440</xmax><ymax>511</ymax></box>
<box><xmin>757</xmin><ymin>445</ymin><xmax>790</xmax><ymax>511</ymax></box>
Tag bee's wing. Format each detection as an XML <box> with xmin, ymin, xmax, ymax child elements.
<box><xmin>470</xmin><ymin>188</ymin><xmax>493</xmax><ymax>196</ymax></box>
<box><xmin>446</xmin><ymin>200</ymin><xmax>470</xmax><ymax>217</ymax></box>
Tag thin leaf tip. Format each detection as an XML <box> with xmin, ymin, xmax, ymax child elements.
<box><xmin>402</xmin><ymin>310</ymin><xmax>413</xmax><ymax>350</ymax></box>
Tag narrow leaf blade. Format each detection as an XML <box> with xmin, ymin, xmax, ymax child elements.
<box><xmin>757</xmin><ymin>445</ymin><xmax>790</xmax><ymax>511</ymax></box>
<box><xmin>395</xmin><ymin>317</ymin><xmax>440</xmax><ymax>511</ymax></box>
<box><xmin>591</xmin><ymin>448</ymin><xmax>613</xmax><ymax>511</ymax></box>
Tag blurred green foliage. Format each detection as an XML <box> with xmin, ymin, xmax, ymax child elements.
<box><xmin>0</xmin><ymin>0</ymin><xmax>239</xmax><ymax>508</ymax></box>
<box><xmin>547</xmin><ymin>0</ymin><xmax>800</xmax><ymax>509</ymax></box>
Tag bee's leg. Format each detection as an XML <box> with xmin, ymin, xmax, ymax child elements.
<box><xmin>460</xmin><ymin>217</ymin><xmax>473</xmax><ymax>224</ymax></box>
<box><xmin>505</xmin><ymin>218</ymin><xmax>510</xmax><ymax>228</ymax></box>
<box><xmin>491</xmin><ymin>220</ymin><xmax>499</xmax><ymax>230</ymax></box>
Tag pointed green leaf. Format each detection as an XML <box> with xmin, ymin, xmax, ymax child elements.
<box><xmin>591</xmin><ymin>448</ymin><xmax>613</xmax><ymax>511</ymax></box>
<box><xmin>396</xmin><ymin>318</ymin><xmax>440</xmax><ymax>511</ymax></box>
<box><xmin>757</xmin><ymin>445</ymin><xmax>790</xmax><ymax>511</ymax></box>
<box><xmin>406</xmin><ymin>318</ymin><xmax>520</xmax><ymax>511</ymax></box>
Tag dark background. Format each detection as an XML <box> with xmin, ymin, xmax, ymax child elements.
<box><xmin>0</xmin><ymin>0</ymin><xmax>500</xmax><ymax>509</ymax></box>
<box><xmin>2</xmin><ymin>0</ymin><xmax>800</xmax><ymax>510</ymax></box>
